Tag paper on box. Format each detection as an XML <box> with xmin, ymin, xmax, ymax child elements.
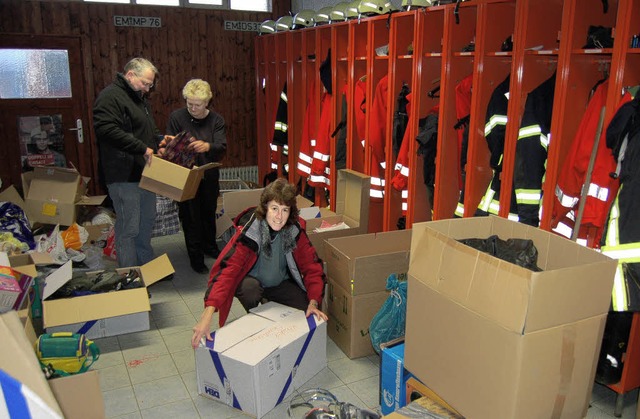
<box><xmin>196</xmin><ymin>302</ymin><xmax>327</xmax><ymax>418</ymax></box>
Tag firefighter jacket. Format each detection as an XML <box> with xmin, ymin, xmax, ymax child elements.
<box><xmin>309</xmin><ymin>91</ymin><xmax>333</xmax><ymax>187</ymax></box>
<box><xmin>551</xmin><ymin>80</ymin><xmax>620</xmax><ymax>244</ymax></box>
<box><xmin>296</xmin><ymin>79</ymin><xmax>317</xmax><ymax>178</ymax></box>
<box><xmin>368</xmin><ymin>75</ymin><xmax>389</xmax><ymax>200</ymax></box>
<box><xmin>454</xmin><ymin>74</ymin><xmax>473</xmax><ymax>217</ymax></box>
<box><xmin>270</xmin><ymin>84</ymin><xmax>289</xmax><ymax>173</ymax></box>
<box><xmin>514</xmin><ymin>72</ymin><xmax>556</xmax><ymax>226</ymax></box>
<box><xmin>392</xmin><ymin>92</ymin><xmax>413</xmax><ymax>214</ymax></box>
<box><xmin>601</xmin><ymin>88</ymin><xmax>640</xmax><ymax>311</ymax></box>
<box><xmin>476</xmin><ymin>74</ymin><xmax>518</xmax><ymax>220</ymax></box>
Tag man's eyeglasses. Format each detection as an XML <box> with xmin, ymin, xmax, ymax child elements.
<box><xmin>136</xmin><ymin>74</ymin><xmax>154</xmax><ymax>89</ymax></box>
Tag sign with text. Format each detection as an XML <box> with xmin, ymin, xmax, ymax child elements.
<box><xmin>113</xmin><ymin>16</ymin><xmax>162</xmax><ymax>28</ymax></box>
<box><xmin>224</xmin><ymin>21</ymin><xmax>260</xmax><ymax>32</ymax></box>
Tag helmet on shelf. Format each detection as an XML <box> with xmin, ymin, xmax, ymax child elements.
<box><xmin>345</xmin><ymin>1</ymin><xmax>360</xmax><ymax>19</ymax></box>
<box><xmin>330</xmin><ymin>3</ymin><xmax>349</xmax><ymax>23</ymax></box>
<box><xmin>358</xmin><ymin>0</ymin><xmax>395</xmax><ymax>15</ymax></box>
<box><xmin>315</xmin><ymin>7</ymin><xmax>333</xmax><ymax>25</ymax></box>
<box><xmin>275</xmin><ymin>15</ymin><xmax>294</xmax><ymax>32</ymax></box>
<box><xmin>293</xmin><ymin>10</ymin><xmax>316</xmax><ymax>29</ymax></box>
<box><xmin>402</xmin><ymin>0</ymin><xmax>434</xmax><ymax>9</ymax></box>
<box><xmin>258</xmin><ymin>19</ymin><xmax>277</xmax><ymax>35</ymax></box>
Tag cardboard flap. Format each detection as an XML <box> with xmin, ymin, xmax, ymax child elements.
<box><xmin>29</xmin><ymin>166</ymin><xmax>83</xmax><ymax>203</ymax></box>
<box><xmin>296</xmin><ymin>195</ymin><xmax>314</xmax><ymax>208</ymax></box>
<box><xmin>335</xmin><ymin>169</ymin><xmax>370</xmax><ymax>226</ymax></box>
<box><xmin>223</xmin><ymin>188</ymin><xmax>264</xmax><ymax>218</ymax></box>
<box><xmin>42</xmin><ymin>260</ymin><xmax>73</xmax><ymax>300</ymax></box>
<box><xmin>139</xmin><ymin>253</ymin><xmax>175</xmax><ymax>287</ymax></box>
<box><xmin>143</xmin><ymin>157</ymin><xmax>191</xmax><ymax>188</ymax></box>
<box><xmin>77</xmin><ymin>195</ymin><xmax>107</xmax><ymax>206</ymax></box>
<box><xmin>225</xmin><ymin>326</ymin><xmax>280</xmax><ymax>365</ymax></box>
<box><xmin>211</xmin><ymin>314</ymin><xmax>274</xmax><ymax>353</ymax></box>
<box><xmin>193</xmin><ymin>162</ymin><xmax>222</xmax><ymax>172</ymax></box>
<box><xmin>0</xmin><ymin>311</ymin><xmax>63</xmax><ymax>417</ymax></box>
<box><xmin>0</xmin><ymin>185</ymin><xmax>26</xmax><ymax>209</ymax></box>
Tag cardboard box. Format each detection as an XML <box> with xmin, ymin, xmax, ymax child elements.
<box><xmin>49</xmin><ymin>371</ymin><xmax>105</xmax><ymax>419</ymax></box>
<box><xmin>326</xmin><ymin>277</ymin><xmax>388</xmax><ymax>359</ymax></box>
<box><xmin>325</xmin><ymin>230</ymin><xmax>411</xmax><ymax>295</ymax></box>
<box><xmin>305</xmin><ymin>169</ymin><xmax>370</xmax><ymax>261</ymax></box>
<box><xmin>139</xmin><ymin>157</ymin><xmax>222</xmax><ymax>202</ymax></box>
<box><xmin>405</xmin><ymin>377</ymin><xmax>460</xmax><ymax>415</ymax></box>
<box><xmin>222</xmin><ymin>187</ymin><xmax>264</xmax><ymax>220</ymax></box>
<box><xmin>404</xmin><ymin>216</ymin><xmax>618</xmax><ymax>419</ymax></box>
<box><xmin>0</xmin><ymin>310</ymin><xmax>64</xmax><ymax>418</ymax></box>
<box><xmin>42</xmin><ymin>254</ymin><xmax>174</xmax><ymax>339</ymax></box>
<box><xmin>0</xmin><ymin>268</ymin><xmax>21</xmax><ymax>313</ymax></box>
<box><xmin>382</xmin><ymin>394</ymin><xmax>462</xmax><ymax>419</ymax></box>
<box><xmin>22</xmin><ymin>166</ymin><xmax>106</xmax><ymax>226</ymax></box>
<box><xmin>196</xmin><ymin>302</ymin><xmax>327</xmax><ymax>418</ymax></box>
<box><xmin>380</xmin><ymin>339</ymin><xmax>415</xmax><ymax>415</ymax></box>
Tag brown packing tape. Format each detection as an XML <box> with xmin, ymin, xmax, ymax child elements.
<box><xmin>551</xmin><ymin>324</ymin><xmax>577</xmax><ymax>418</ymax></box>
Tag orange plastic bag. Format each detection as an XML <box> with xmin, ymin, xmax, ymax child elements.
<box><xmin>60</xmin><ymin>223</ymin><xmax>88</xmax><ymax>251</ymax></box>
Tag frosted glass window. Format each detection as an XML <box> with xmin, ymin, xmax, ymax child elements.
<box><xmin>230</xmin><ymin>0</ymin><xmax>270</xmax><ymax>12</ymax></box>
<box><xmin>0</xmin><ymin>49</ymin><xmax>72</xmax><ymax>99</ymax></box>
<box><xmin>84</xmin><ymin>0</ymin><xmax>129</xmax><ymax>3</ymax></box>
<box><xmin>136</xmin><ymin>0</ymin><xmax>179</xmax><ymax>5</ymax></box>
<box><xmin>188</xmin><ymin>0</ymin><xmax>223</xmax><ymax>5</ymax></box>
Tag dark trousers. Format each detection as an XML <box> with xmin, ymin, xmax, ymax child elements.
<box><xmin>235</xmin><ymin>276</ymin><xmax>309</xmax><ymax>312</ymax></box>
<box><xmin>178</xmin><ymin>175</ymin><xmax>219</xmax><ymax>265</ymax></box>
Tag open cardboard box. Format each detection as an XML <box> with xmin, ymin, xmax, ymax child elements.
<box><xmin>195</xmin><ymin>302</ymin><xmax>327</xmax><ymax>418</ymax></box>
<box><xmin>305</xmin><ymin>169</ymin><xmax>370</xmax><ymax>261</ymax></box>
<box><xmin>21</xmin><ymin>166</ymin><xmax>106</xmax><ymax>226</ymax></box>
<box><xmin>139</xmin><ymin>157</ymin><xmax>221</xmax><ymax>202</ymax></box>
<box><xmin>404</xmin><ymin>216</ymin><xmax>618</xmax><ymax>419</ymax></box>
<box><xmin>41</xmin><ymin>254</ymin><xmax>174</xmax><ymax>339</ymax></box>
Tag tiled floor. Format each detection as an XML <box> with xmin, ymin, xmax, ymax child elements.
<box><xmin>94</xmin><ymin>232</ymin><xmax>639</xmax><ymax>419</ymax></box>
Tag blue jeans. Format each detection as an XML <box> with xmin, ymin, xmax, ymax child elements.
<box><xmin>107</xmin><ymin>182</ymin><xmax>156</xmax><ymax>267</ymax></box>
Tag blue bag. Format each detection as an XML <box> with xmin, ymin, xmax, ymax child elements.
<box><xmin>369</xmin><ymin>273</ymin><xmax>408</xmax><ymax>354</ymax></box>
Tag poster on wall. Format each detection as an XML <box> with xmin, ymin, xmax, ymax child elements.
<box><xmin>19</xmin><ymin>114</ymin><xmax>67</xmax><ymax>171</ymax></box>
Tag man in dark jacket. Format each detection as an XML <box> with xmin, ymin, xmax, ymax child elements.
<box><xmin>93</xmin><ymin>57</ymin><xmax>161</xmax><ymax>268</ymax></box>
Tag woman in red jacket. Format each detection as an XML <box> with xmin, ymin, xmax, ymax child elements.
<box><xmin>191</xmin><ymin>178</ymin><xmax>328</xmax><ymax>348</ymax></box>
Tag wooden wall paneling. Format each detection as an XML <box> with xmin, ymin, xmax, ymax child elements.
<box><xmin>1</xmin><ymin>0</ymin><xmax>268</xmax><ymax>195</ymax></box>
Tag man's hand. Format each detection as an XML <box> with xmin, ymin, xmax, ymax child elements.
<box><xmin>188</xmin><ymin>140</ymin><xmax>211</xmax><ymax>154</ymax></box>
<box><xmin>144</xmin><ymin>147</ymin><xmax>154</xmax><ymax>165</ymax></box>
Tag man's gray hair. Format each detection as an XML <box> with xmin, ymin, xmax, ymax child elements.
<box><xmin>124</xmin><ymin>57</ymin><xmax>158</xmax><ymax>76</ymax></box>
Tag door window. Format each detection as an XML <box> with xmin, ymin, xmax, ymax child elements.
<box><xmin>0</xmin><ymin>49</ymin><xmax>72</xmax><ymax>99</ymax></box>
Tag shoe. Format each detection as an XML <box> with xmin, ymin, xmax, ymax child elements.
<box><xmin>190</xmin><ymin>262</ymin><xmax>209</xmax><ymax>274</ymax></box>
<box><xmin>204</xmin><ymin>248</ymin><xmax>221</xmax><ymax>259</ymax></box>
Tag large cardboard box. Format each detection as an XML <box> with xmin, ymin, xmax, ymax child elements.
<box><xmin>139</xmin><ymin>157</ymin><xmax>221</xmax><ymax>202</ymax></box>
<box><xmin>49</xmin><ymin>371</ymin><xmax>105</xmax><ymax>419</ymax></box>
<box><xmin>405</xmin><ymin>216</ymin><xmax>618</xmax><ymax>419</ymax></box>
<box><xmin>22</xmin><ymin>166</ymin><xmax>106</xmax><ymax>226</ymax></box>
<box><xmin>325</xmin><ymin>277</ymin><xmax>388</xmax><ymax>359</ymax></box>
<box><xmin>325</xmin><ymin>230</ymin><xmax>411</xmax><ymax>295</ymax></box>
<box><xmin>42</xmin><ymin>254</ymin><xmax>174</xmax><ymax>339</ymax></box>
<box><xmin>0</xmin><ymin>310</ymin><xmax>64</xmax><ymax>418</ymax></box>
<box><xmin>305</xmin><ymin>169</ymin><xmax>370</xmax><ymax>260</ymax></box>
<box><xmin>196</xmin><ymin>302</ymin><xmax>327</xmax><ymax>418</ymax></box>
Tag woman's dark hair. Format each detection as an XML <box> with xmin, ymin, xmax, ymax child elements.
<box><xmin>255</xmin><ymin>178</ymin><xmax>299</xmax><ymax>225</ymax></box>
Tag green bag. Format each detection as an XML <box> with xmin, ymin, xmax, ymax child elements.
<box><xmin>35</xmin><ymin>332</ymin><xmax>100</xmax><ymax>376</ymax></box>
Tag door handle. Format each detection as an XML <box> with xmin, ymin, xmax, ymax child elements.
<box><xmin>68</xmin><ymin>118</ymin><xmax>84</xmax><ymax>144</ymax></box>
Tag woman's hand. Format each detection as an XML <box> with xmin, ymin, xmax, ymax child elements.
<box><xmin>305</xmin><ymin>300</ymin><xmax>328</xmax><ymax>322</ymax></box>
<box><xmin>192</xmin><ymin>306</ymin><xmax>216</xmax><ymax>349</ymax></box>
<box><xmin>188</xmin><ymin>139</ymin><xmax>211</xmax><ymax>154</ymax></box>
